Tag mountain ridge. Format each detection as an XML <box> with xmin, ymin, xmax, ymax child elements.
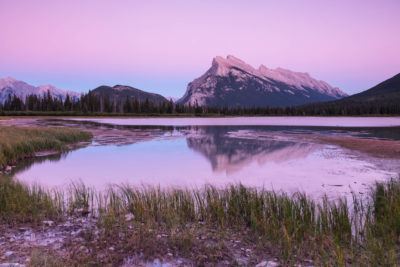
<box><xmin>177</xmin><ymin>55</ymin><xmax>347</xmax><ymax>107</ymax></box>
<box><xmin>0</xmin><ymin>77</ymin><xmax>81</xmax><ymax>103</ymax></box>
<box><xmin>0</xmin><ymin>77</ymin><xmax>169</xmax><ymax>105</ymax></box>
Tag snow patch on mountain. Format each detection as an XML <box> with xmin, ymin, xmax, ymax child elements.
<box><xmin>257</xmin><ymin>65</ymin><xmax>343</xmax><ymax>98</ymax></box>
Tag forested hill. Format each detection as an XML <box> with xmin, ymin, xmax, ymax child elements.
<box><xmin>92</xmin><ymin>85</ymin><xmax>167</xmax><ymax>104</ymax></box>
<box><xmin>338</xmin><ymin>73</ymin><xmax>400</xmax><ymax>104</ymax></box>
<box><xmin>294</xmin><ymin>73</ymin><xmax>400</xmax><ymax>115</ymax></box>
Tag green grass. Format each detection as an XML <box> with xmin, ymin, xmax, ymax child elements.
<box><xmin>0</xmin><ymin>177</ymin><xmax>63</xmax><ymax>223</ymax></box>
<box><xmin>0</xmin><ymin>126</ymin><xmax>92</xmax><ymax>168</ymax></box>
<box><xmin>2</xmin><ymin>177</ymin><xmax>400</xmax><ymax>265</ymax></box>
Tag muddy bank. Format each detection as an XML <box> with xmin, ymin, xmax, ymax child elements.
<box><xmin>0</xmin><ymin>217</ymin><xmax>288</xmax><ymax>267</ymax></box>
<box><xmin>322</xmin><ymin>137</ymin><xmax>400</xmax><ymax>159</ymax></box>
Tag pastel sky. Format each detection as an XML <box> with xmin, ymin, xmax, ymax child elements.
<box><xmin>0</xmin><ymin>0</ymin><xmax>399</xmax><ymax>97</ymax></box>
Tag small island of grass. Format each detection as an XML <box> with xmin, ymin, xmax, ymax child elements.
<box><xmin>0</xmin><ymin>126</ymin><xmax>92</xmax><ymax>169</ymax></box>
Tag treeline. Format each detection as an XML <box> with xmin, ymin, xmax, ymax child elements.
<box><xmin>0</xmin><ymin>91</ymin><xmax>399</xmax><ymax>116</ymax></box>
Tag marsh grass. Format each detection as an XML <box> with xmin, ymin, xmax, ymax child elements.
<box><xmin>2</xmin><ymin>178</ymin><xmax>400</xmax><ymax>265</ymax></box>
<box><xmin>0</xmin><ymin>126</ymin><xmax>92</xmax><ymax>168</ymax></box>
<box><xmin>0</xmin><ymin>177</ymin><xmax>63</xmax><ymax>223</ymax></box>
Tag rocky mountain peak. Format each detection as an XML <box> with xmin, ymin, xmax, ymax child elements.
<box><xmin>177</xmin><ymin>55</ymin><xmax>348</xmax><ymax>107</ymax></box>
<box><xmin>211</xmin><ymin>55</ymin><xmax>257</xmax><ymax>77</ymax></box>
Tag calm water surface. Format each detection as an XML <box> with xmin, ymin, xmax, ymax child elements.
<box><xmin>14</xmin><ymin>117</ymin><xmax>400</xmax><ymax>198</ymax></box>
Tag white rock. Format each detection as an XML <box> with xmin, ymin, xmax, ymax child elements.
<box><xmin>4</xmin><ymin>251</ymin><xmax>13</xmax><ymax>256</ymax></box>
<box><xmin>256</xmin><ymin>261</ymin><xmax>268</xmax><ymax>267</ymax></box>
<box><xmin>43</xmin><ymin>220</ymin><xmax>54</xmax><ymax>226</ymax></box>
<box><xmin>125</xmin><ymin>213</ymin><xmax>135</xmax><ymax>221</ymax></box>
<box><xmin>79</xmin><ymin>246</ymin><xmax>89</xmax><ymax>254</ymax></box>
<box><xmin>256</xmin><ymin>261</ymin><xmax>279</xmax><ymax>267</ymax></box>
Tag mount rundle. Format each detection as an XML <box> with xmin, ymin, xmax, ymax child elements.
<box><xmin>177</xmin><ymin>55</ymin><xmax>347</xmax><ymax>107</ymax></box>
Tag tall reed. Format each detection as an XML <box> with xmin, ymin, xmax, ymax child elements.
<box><xmin>2</xmin><ymin>177</ymin><xmax>400</xmax><ymax>264</ymax></box>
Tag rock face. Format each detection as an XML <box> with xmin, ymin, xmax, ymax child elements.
<box><xmin>91</xmin><ymin>85</ymin><xmax>168</xmax><ymax>104</ymax></box>
<box><xmin>177</xmin><ymin>55</ymin><xmax>347</xmax><ymax>107</ymax></box>
<box><xmin>0</xmin><ymin>77</ymin><xmax>81</xmax><ymax>103</ymax></box>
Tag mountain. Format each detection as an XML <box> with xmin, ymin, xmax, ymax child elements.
<box><xmin>0</xmin><ymin>77</ymin><xmax>81</xmax><ymax>103</ymax></box>
<box><xmin>336</xmin><ymin>73</ymin><xmax>400</xmax><ymax>104</ymax></box>
<box><xmin>91</xmin><ymin>85</ymin><xmax>168</xmax><ymax>104</ymax></box>
<box><xmin>177</xmin><ymin>55</ymin><xmax>347</xmax><ymax>107</ymax></box>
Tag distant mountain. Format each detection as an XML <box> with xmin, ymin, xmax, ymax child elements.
<box><xmin>165</xmin><ymin>96</ymin><xmax>179</xmax><ymax>103</ymax></box>
<box><xmin>177</xmin><ymin>55</ymin><xmax>347</xmax><ymax>107</ymax></box>
<box><xmin>0</xmin><ymin>77</ymin><xmax>81</xmax><ymax>103</ymax></box>
<box><xmin>91</xmin><ymin>85</ymin><xmax>168</xmax><ymax>104</ymax></box>
<box><xmin>336</xmin><ymin>73</ymin><xmax>400</xmax><ymax>104</ymax></box>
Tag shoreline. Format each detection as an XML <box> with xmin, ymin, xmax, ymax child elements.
<box><xmin>1</xmin><ymin>179</ymin><xmax>399</xmax><ymax>266</ymax></box>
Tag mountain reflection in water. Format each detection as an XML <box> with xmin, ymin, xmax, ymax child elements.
<box><xmin>186</xmin><ymin>127</ymin><xmax>321</xmax><ymax>174</ymax></box>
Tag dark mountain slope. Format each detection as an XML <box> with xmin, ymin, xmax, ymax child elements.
<box><xmin>92</xmin><ymin>85</ymin><xmax>167</xmax><ymax>104</ymax></box>
<box><xmin>339</xmin><ymin>73</ymin><xmax>400</xmax><ymax>104</ymax></box>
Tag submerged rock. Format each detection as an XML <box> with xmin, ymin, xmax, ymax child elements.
<box><xmin>125</xmin><ymin>213</ymin><xmax>135</xmax><ymax>221</ymax></box>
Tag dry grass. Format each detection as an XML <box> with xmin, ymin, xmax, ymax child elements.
<box><xmin>2</xmin><ymin>178</ymin><xmax>400</xmax><ymax>265</ymax></box>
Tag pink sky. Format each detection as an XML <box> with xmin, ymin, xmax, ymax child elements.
<box><xmin>0</xmin><ymin>0</ymin><xmax>399</xmax><ymax>97</ymax></box>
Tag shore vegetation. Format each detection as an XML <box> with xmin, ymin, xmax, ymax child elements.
<box><xmin>1</xmin><ymin>177</ymin><xmax>400</xmax><ymax>265</ymax></box>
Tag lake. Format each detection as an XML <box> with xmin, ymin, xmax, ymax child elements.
<box><xmin>10</xmin><ymin>117</ymin><xmax>400</xmax><ymax>199</ymax></box>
